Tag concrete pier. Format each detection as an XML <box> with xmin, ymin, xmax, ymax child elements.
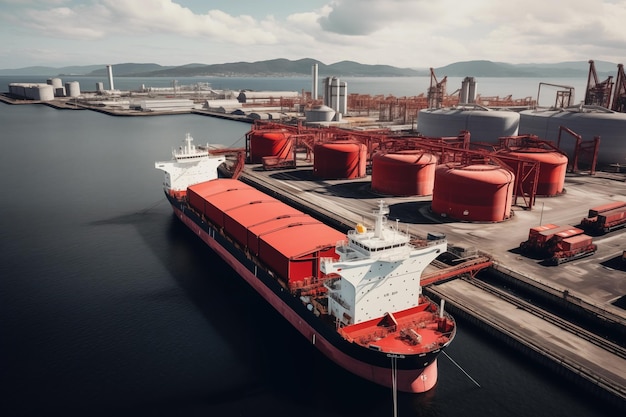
<box><xmin>427</xmin><ymin>279</ymin><xmax>626</xmax><ymax>406</ymax></box>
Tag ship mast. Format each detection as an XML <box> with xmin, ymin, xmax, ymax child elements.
<box><xmin>373</xmin><ymin>200</ymin><xmax>388</xmax><ymax>239</ymax></box>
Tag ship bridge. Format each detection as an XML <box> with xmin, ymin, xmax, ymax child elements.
<box><xmin>321</xmin><ymin>201</ymin><xmax>447</xmax><ymax>326</ymax></box>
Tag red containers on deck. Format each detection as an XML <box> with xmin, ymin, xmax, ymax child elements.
<box><xmin>432</xmin><ymin>164</ymin><xmax>515</xmax><ymax>222</ymax></box>
<box><xmin>313</xmin><ymin>140</ymin><xmax>367</xmax><ymax>179</ymax></box>
<box><xmin>249</xmin><ymin>130</ymin><xmax>293</xmax><ymax>163</ymax></box>
<box><xmin>500</xmin><ymin>148</ymin><xmax>567</xmax><ymax>196</ymax></box>
<box><xmin>186</xmin><ymin>178</ymin><xmax>345</xmax><ymax>287</ymax></box>
<box><xmin>371</xmin><ymin>151</ymin><xmax>437</xmax><ymax>196</ymax></box>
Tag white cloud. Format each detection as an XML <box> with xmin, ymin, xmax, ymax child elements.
<box><xmin>0</xmin><ymin>0</ymin><xmax>624</xmax><ymax>68</ymax></box>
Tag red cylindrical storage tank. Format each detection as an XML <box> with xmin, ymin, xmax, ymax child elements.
<box><xmin>371</xmin><ymin>151</ymin><xmax>437</xmax><ymax>196</ymax></box>
<box><xmin>313</xmin><ymin>140</ymin><xmax>367</xmax><ymax>179</ymax></box>
<box><xmin>501</xmin><ymin>148</ymin><xmax>567</xmax><ymax>196</ymax></box>
<box><xmin>249</xmin><ymin>130</ymin><xmax>292</xmax><ymax>163</ymax></box>
<box><xmin>432</xmin><ymin>164</ymin><xmax>515</xmax><ymax>222</ymax></box>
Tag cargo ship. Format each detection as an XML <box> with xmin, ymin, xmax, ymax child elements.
<box><xmin>155</xmin><ymin>134</ymin><xmax>456</xmax><ymax>393</ymax></box>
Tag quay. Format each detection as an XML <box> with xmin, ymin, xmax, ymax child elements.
<box><xmin>236</xmin><ymin>161</ymin><xmax>626</xmax><ymax>411</ymax></box>
<box><xmin>0</xmin><ymin>93</ymin><xmax>255</xmax><ymax>122</ymax></box>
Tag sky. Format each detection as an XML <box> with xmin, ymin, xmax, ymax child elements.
<box><xmin>1</xmin><ymin>0</ymin><xmax>625</xmax><ymax>69</ymax></box>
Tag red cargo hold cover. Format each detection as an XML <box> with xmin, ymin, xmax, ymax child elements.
<box><xmin>223</xmin><ymin>200</ymin><xmax>303</xmax><ymax>248</ymax></box>
<box><xmin>258</xmin><ymin>222</ymin><xmax>345</xmax><ymax>283</ymax></box>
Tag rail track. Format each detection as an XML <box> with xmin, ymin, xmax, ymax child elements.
<box><xmin>462</xmin><ymin>276</ymin><xmax>626</xmax><ymax>360</ymax></box>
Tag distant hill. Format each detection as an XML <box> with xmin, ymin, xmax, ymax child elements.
<box><xmin>0</xmin><ymin>64</ymin><xmax>104</xmax><ymax>76</ymax></box>
<box><xmin>434</xmin><ymin>60</ymin><xmax>618</xmax><ymax>78</ymax></box>
<box><xmin>120</xmin><ymin>58</ymin><xmax>423</xmax><ymax>77</ymax></box>
<box><xmin>0</xmin><ymin>58</ymin><xmax>620</xmax><ymax>78</ymax></box>
<box><xmin>87</xmin><ymin>63</ymin><xmax>174</xmax><ymax>76</ymax></box>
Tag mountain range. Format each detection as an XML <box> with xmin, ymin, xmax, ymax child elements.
<box><xmin>0</xmin><ymin>58</ymin><xmax>620</xmax><ymax>78</ymax></box>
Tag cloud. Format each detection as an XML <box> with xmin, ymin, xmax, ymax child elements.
<box><xmin>318</xmin><ymin>0</ymin><xmax>441</xmax><ymax>36</ymax></box>
<box><xmin>9</xmin><ymin>0</ymin><xmax>280</xmax><ymax>44</ymax></box>
<box><xmin>0</xmin><ymin>0</ymin><xmax>625</xmax><ymax>68</ymax></box>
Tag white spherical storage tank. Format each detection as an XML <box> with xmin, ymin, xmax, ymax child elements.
<box><xmin>519</xmin><ymin>107</ymin><xmax>626</xmax><ymax>166</ymax></box>
<box><xmin>418</xmin><ymin>106</ymin><xmax>520</xmax><ymax>144</ymax></box>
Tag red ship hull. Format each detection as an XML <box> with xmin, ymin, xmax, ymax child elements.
<box><xmin>172</xmin><ymin>204</ymin><xmax>441</xmax><ymax>392</ymax></box>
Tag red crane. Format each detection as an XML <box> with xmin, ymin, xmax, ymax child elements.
<box><xmin>611</xmin><ymin>63</ymin><xmax>626</xmax><ymax>112</ymax></box>
<box><xmin>584</xmin><ymin>60</ymin><xmax>614</xmax><ymax>108</ymax></box>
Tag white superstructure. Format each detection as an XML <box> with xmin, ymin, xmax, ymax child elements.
<box><xmin>155</xmin><ymin>133</ymin><xmax>226</xmax><ymax>193</ymax></box>
<box><xmin>321</xmin><ymin>201</ymin><xmax>447</xmax><ymax>326</ymax></box>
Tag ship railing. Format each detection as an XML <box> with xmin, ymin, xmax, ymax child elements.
<box><xmin>327</xmin><ymin>291</ymin><xmax>350</xmax><ymax>310</ymax></box>
<box><xmin>324</xmin><ymin>277</ymin><xmax>341</xmax><ymax>292</ymax></box>
<box><xmin>334</xmin><ymin>240</ymin><xmax>366</xmax><ymax>260</ymax></box>
<box><xmin>409</xmin><ymin>237</ymin><xmax>447</xmax><ymax>249</ymax></box>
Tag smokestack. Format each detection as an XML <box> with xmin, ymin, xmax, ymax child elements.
<box><xmin>106</xmin><ymin>65</ymin><xmax>114</xmax><ymax>90</ymax></box>
<box><xmin>312</xmin><ymin>64</ymin><xmax>318</xmax><ymax>100</ymax></box>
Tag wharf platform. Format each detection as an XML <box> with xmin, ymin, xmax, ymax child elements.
<box><xmin>237</xmin><ymin>163</ymin><xmax>626</xmax><ymax>410</ymax></box>
<box><xmin>429</xmin><ymin>279</ymin><xmax>626</xmax><ymax>407</ymax></box>
<box><xmin>0</xmin><ymin>93</ymin><xmax>259</xmax><ymax>122</ymax></box>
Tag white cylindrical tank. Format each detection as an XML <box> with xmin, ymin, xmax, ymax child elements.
<box><xmin>65</xmin><ymin>81</ymin><xmax>81</xmax><ymax>97</ymax></box>
<box><xmin>323</xmin><ymin>76</ymin><xmax>347</xmax><ymax>119</ymax></box>
<box><xmin>47</xmin><ymin>78</ymin><xmax>63</xmax><ymax>89</ymax></box>
<box><xmin>519</xmin><ymin>107</ymin><xmax>626</xmax><ymax>166</ymax></box>
<box><xmin>27</xmin><ymin>85</ymin><xmax>54</xmax><ymax>101</ymax></box>
<box><xmin>305</xmin><ymin>105</ymin><xmax>336</xmax><ymax>122</ymax></box>
<box><xmin>14</xmin><ymin>84</ymin><xmax>53</xmax><ymax>101</ymax></box>
<box><xmin>418</xmin><ymin>106</ymin><xmax>519</xmax><ymax>143</ymax></box>
<box><xmin>37</xmin><ymin>85</ymin><xmax>54</xmax><ymax>101</ymax></box>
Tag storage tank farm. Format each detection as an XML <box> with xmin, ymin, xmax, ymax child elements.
<box><xmin>371</xmin><ymin>151</ymin><xmax>438</xmax><ymax>196</ymax></box>
<box><xmin>313</xmin><ymin>140</ymin><xmax>367</xmax><ymax>179</ymax></box>
<box><xmin>431</xmin><ymin>164</ymin><xmax>515</xmax><ymax>222</ymax></box>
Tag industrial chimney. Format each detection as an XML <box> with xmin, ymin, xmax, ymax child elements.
<box><xmin>106</xmin><ymin>65</ymin><xmax>114</xmax><ymax>90</ymax></box>
<box><xmin>312</xmin><ymin>64</ymin><xmax>319</xmax><ymax>100</ymax></box>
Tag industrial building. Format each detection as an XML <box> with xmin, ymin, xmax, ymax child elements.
<box><xmin>8</xmin><ymin>83</ymin><xmax>55</xmax><ymax>101</ymax></box>
<box><xmin>237</xmin><ymin>90</ymin><xmax>299</xmax><ymax>104</ymax></box>
<box><xmin>137</xmin><ymin>99</ymin><xmax>197</xmax><ymax>112</ymax></box>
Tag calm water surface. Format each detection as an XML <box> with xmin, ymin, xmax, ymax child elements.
<box><xmin>0</xmin><ymin>91</ymin><xmax>618</xmax><ymax>416</ymax></box>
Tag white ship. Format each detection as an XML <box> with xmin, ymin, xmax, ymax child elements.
<box><xmin>154</xmin><ymin>133</ymin><xmax>226</xmax><ymax>198</ymax></box>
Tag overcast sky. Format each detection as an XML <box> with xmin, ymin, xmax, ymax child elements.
<box><xmin>1</xmin><ymin>0</ymin><xmax>624</xmax><ymax>69</ymax></box>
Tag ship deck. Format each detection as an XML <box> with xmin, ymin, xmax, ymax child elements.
<box><xmin>339</xmin><ymin>302</ymin><xmax>453</xmax><ymax>355</ymax></box>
